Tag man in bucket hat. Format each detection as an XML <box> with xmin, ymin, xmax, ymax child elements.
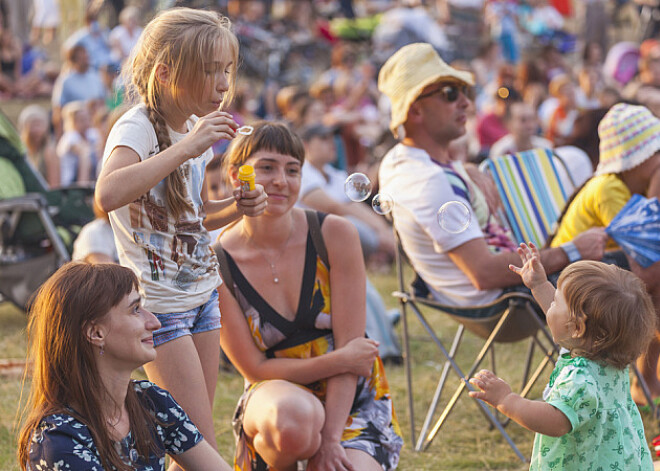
<box><xmin>377</xmin><ymin>42</ymin><xmax>608</xmax><ymax>312</ymax></box>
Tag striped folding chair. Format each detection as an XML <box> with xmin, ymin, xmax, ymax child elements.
<box><xmin>480</xmin><ymin>148</ymin><xmax>571</xmax><ymax>247</ymax></box>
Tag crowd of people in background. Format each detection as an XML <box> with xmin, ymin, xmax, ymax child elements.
<box><xmin>3</xmin><ymin>0</ymin><xmax>660</xmax><ymax>243</ymax></box>
<box><xmin>0</xmin><ymin>1</ymin><xmax>656</xmax><ymax>193</ymax></box>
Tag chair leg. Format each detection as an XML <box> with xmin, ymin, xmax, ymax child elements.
<box><xmin>399</xmin><ymin>296</ymin><xmax>417</xmax><ymax>446</ymax></box>
<box><xmin>420</xmin><ymin>308</ymin><xmax>527</xmax><ymax>462</ymax></box>
<box><xmin>425</xmin><ymin>308</ymin><xmax>512</xmax><ymax>440</ymax></box>
<box><xmin>519</xmin><ymin>347</ymin><xmax>554</xmax><ymax>399</ymax></box>
<box><xmin>521</xmin><ymin>337</ymin><xmax>535</xmax><ymax>389</ymax></box>
<box><xmin>415</xmin><ymin>324</ymin><xmax>464</xmax><ymax>451</ymax></box>
<box><xmin>526</xmin><ymin>305</ymin><xmax>559</xmax><ymax>360</ymax></box>
<box><xmin>421</xmin><ymin>365</ymin><xmax>526</xmax><ymax>462</ymax></box>
<box><xmin>632</xmin><ymin>364</ymin><xmax>659</xmax><ymax>419</ymax></box>
<box><xmin>489</xmin><ymin>346</ymin><xmax>499</xmax><ymax>429</ymax></box>
<box><xmin>531</xmin><ymin>332</ymin><xmax>558</xmax><ymax>366</ymax></box>
<box><xmin>396</xmin><ymin>294</ymin><xmax>552</xmax><ymax>461</ymax></box>
<box><xmin>36</xmin><ymin>206</ymin><xmax>70</xmax><ymax>263</ymax></box>
<box><xmin>490</xmin><ymin>346</ymin><xmax>496</xmax><ymax>374</ymax></box>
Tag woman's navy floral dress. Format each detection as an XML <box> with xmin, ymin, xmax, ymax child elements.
<box><xmin>27</xmin><ymin>380</ymin><xmax>202</xmax><ymax>470</ymax></box>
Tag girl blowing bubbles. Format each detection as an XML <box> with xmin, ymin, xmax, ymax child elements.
<box><xmin>470</xmin><ymin>243</ymin><xmax>655</xmax><ymax>470</ymax></box>
<box><xmin>95</xmin><ymin>8</ymin><xmax>266</xmax><ymax>469</ymax></box>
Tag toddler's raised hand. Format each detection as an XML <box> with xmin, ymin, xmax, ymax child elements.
<box><xmin>468</xmin><ymin>369</ymin><xmax>513</xmax><ymax>408</ymax></box>
<box><xmin>508</xmin><ymin>242</ymin><xmax>547</xmax><ymax>290</ymax></box>
<box><xmin>233</xmin><ymin>184</ymin><xmax>268</xmax><ymax>217</ymax></box>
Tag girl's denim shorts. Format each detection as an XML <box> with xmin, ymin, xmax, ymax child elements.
<box><xmin>152</xmin><ymin>289</ymin><xmax>221</xmax><ymax>347</ymax></box>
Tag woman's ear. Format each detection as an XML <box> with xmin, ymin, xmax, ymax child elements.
<box><xmin>85</xmin><ymin>321</ymin><xmax>106</xmax><ymax>347</ymax></box>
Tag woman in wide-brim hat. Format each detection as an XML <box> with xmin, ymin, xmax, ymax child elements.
<box><xmin>548</xmin><ymin>102</ymin><xmax>660</xmax><ymax>409</ymax></box>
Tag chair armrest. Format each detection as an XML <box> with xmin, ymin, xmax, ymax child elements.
<box><xmin>407</xmin><ymin>289</ymin><xmax>536</xmax><ymax>310</ymax></box>
<box><xmin>0</xmin><ymin>193</ymin><xmax>48</xmax><ymax>212</ymax></box>
<box><xmin>0</xmin><ymin>192</ymin><xmax>70</xmax><ymax>263</ymax></box>
<box><xmin>393</xmin><ymin>287</ymin><xmax>537</xmax><ymax>310</ymax></box>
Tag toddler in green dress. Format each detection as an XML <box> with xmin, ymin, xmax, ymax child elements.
<box><xmin>469</xmin><ymin>242</ymin><xmax>656</xmax><ymax>470</ymax></box>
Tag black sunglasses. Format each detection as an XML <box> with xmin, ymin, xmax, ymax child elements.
<box><xmin>416</xmin><ymin>83</ymin><xmax>475</xmax><ymax>103</ymax></box>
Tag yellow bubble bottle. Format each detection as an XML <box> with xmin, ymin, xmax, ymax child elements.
<box><xmin>238</xmin><ymin>164</ymin><xmax>256</xmax><ymax>192</ymax></box>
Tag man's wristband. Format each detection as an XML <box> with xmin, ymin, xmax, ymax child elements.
<box><xmin>560</xmin><ymin>241</ymin><xmax>581</xmax><ymax>263</ymax></box>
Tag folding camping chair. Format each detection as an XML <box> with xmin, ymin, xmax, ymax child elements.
<box><xmin>481</xmin><ymin>147</ymin><xmax>659</xmax><ymax>419</ymax></box>
<box><xmin>0</xmin><ymin>110</ymin><xmax>94</xmax><ymax>309</ymax></box>
<box><xmin>392</xmin><ymin>230</ymin><xmax>559</xmax><ymax>460</ymax></box>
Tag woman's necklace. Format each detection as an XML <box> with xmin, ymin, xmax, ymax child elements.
<box><xmin>245</xmin><ymin>224</ymin><xmax>295</xmax><ymax>283</ymax></box>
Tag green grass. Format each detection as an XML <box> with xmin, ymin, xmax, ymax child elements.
<box><xmin>1</xmin><ymin>269</ymin><xmax>659</xmax><ymax>470</ymax></box>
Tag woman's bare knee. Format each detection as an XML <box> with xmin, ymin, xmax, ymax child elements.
<box><xmin>246</xmin><ymin>382</ymin><xmax>324</xmax><ymax>462</ymax></box>
<box><xmin>270</xmin><ymin>416</ymin><xmax>320</xmax><ymax>457</ymax></box>
<box><xmin>267</xmin><ymin>394</ymin><xmax>323</xmax><ymax>454</ymax></box>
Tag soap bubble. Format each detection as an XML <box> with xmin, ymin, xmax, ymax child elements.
<box><xmin>372</xmin><ymin>193</ymin><xmax>394</xmax><ymax>215</ymax></box>
<box><xmin>437</xmin><ymin>201</ymin><xmax>471</xmax><ymax>233</ymax></box>
<box><xmin>344</xmin><ymin>173</ymin><xmax>372</xmax><ymax>202</ymax></box>
<box><xmin>237</xmin><ymin>125</ymin><xmax>254</xmax><ymax>135</ymax></box>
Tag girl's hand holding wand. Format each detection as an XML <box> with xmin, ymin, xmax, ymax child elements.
<box><xmin>183</xmin><ymin>110</ymin><xmax>237</xmax><ymax>159</ymax></box>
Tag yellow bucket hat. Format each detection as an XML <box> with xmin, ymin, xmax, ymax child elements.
<box><xmin>378</xmin><ymin>43</ymin><xmax>474</xmax><ymax>138</ymax></box>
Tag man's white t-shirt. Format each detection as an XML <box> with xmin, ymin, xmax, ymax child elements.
<box><xmin>102</xmin><ymin>105</ymin><xmax>221</xmax><ymax>313</ymax></box>
<box><xmin>379</xmin><ymin>143</ymin><xmax>502</xmax><ymax>307</ymax></box>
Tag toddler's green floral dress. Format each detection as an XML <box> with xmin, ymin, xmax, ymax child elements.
<box><xmin>530</xmin><ymin>353</ymin><xmax>653</xmax><ymax>470</ymax></box>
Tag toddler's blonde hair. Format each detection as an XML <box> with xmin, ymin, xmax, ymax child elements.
<box><xmin>558</xmin><ymin>260</ymin><xmax>656</xmax><ymax>369</ymax></box>
<box><xmin>124</xmin><ymin>7</ymin><xmax>239</xmax><ymax>219</ymax></box>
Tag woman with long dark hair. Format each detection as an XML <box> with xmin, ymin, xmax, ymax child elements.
<box><xmin>17</xmin><ymin>262</ymin><xmax>231</xmax><ymax>470</ymax></box>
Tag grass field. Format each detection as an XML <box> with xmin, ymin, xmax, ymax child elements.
<box><xmin>1</xmin><ymin>268</ymin><xmax>659</xmax><ymax>470</ymax></box>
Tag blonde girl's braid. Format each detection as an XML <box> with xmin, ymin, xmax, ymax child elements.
<box><xmin>146</xmin><ymin>103</ymin><xmax>193</xmax><ymax>220</ymax></box>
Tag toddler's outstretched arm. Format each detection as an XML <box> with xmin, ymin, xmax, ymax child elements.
<box><xmin>508</xmin><ymin>242</ymin><xmax>555</xmax><ymax>314</ymax></box>
<box><xmin>469</xmin><ymin>369</ymin><xmax>571</xmax><ymax>437</ymax></box>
